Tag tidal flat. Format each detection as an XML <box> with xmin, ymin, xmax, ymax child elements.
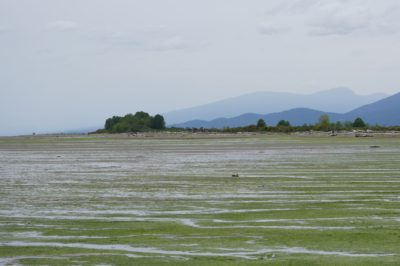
<box><xmin>0</xmin><ymin>134</ymin><xmax>400</xmax><ymax>265</ymax></box>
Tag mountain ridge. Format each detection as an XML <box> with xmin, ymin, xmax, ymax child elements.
<box><xmin>164</xmin><ymin>87</ymin><xmax>387</xmax><ymax>125</ymax></box>
<box><xmin>172</xmin><ymin>92</ymin><xmax>400</xmax><ymax>128</ymax></box>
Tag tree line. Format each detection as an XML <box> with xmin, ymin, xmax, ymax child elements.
<box><xmin>219</xmin><ymin>115</ymin><xmax>373</xmax><ymax>133</ymax></box>
<box><xmin>95</xmin><ymin>112</ymin><xmax>399</xmax><ymax>134</ymax></box>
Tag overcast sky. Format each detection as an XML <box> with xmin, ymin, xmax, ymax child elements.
<box><xmin>1</xmin><ymin>0</ymin><xmax>400</xmax><ymax>135</ymax></box>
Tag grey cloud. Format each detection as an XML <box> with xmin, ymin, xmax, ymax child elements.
<box><xmin>47</xmin><ymin>20</ymin><xmax>80</xmax><ymax>32</ymax></box>
<box><xmin>265</xmin><ymin>0</ymin><xmax>322</xmax><ymax>16</ymax></box>
<box><xmin>287</xmin><ymin>0</ymin><xmax>322</xmax><ymax>13</ymax></box>
<box><xmin>308</xmin><ymin>17</ymin><xmax>369</xmax><ymax>36</ymax></box>
<box><xmin>264</xmin><ymin>0</ymin><xmax>400</xmax><ymax>37</ymax></box>
<box><xmin>308</xmin><ymin>1</ymin><xmax>400</xmax><ymax>36</ymax></box>
<box><xmin>92</xmin><ymin>29</ymin><xmax>142</xmax><ymax>46</ymax></box>
<box><xmin>91</xmin><ymin>27</ymin><xmax>192</xmax><ymax>52</ymax></box>
<box><xmin>258</xmin><ymin>22</ymin><xmax>289</xmax><ymax>35</ymax></box>
<box><xmin>149</xmin><ymin>35</ymin><xmax>190</xmax><ymax>51</ymax></box>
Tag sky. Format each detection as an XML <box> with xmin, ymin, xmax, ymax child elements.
<box><xmin>1</xmin><ymin>0</ymin><xmax>400</xmax><ymax>135</ymax></box>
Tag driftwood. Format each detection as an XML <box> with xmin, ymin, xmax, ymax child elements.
<box><xmin>354</xmin><ymin>130</ymin><xmax>373</xmax><ymax>137</ymax></box>
<box><xmin>355</xmin><ymin>133</ymin><xmax>373</xmax><ymax>137</ymax></box>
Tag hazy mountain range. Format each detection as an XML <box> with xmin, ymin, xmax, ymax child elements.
<box><xmin>172</xmin><ymin>91</ymin><xmax>400</xmax><ymax>128</ymax></box>
<box><xmin>58</xmin><ymin>87</ymin><xmax>395</xmax><ymax>134</ymax></box>
<box><xmin>164</xmin><ymin>87</ymin><xmax>387</xmax><ymax>125</ymax></box>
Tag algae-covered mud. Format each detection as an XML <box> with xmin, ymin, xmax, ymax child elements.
<box><xmin>0</xmin><ymin>134</ymin><xmax>400</xmax><ymax>265</ymax></box>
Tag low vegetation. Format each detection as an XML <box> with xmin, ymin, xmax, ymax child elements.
<box><xmin>185</xmin><ymin>115</ymin><xmax>400</xmax><ymax>133</ymax></box>
<box><xmin>232</xmin><ymin>115</ymin><xmax>371</xmax><ymax>133</ymax></box>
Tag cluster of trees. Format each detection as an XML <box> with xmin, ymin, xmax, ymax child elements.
<box><xmin>98</xmin><ymin>111</ymin><xmax>165</xmax><ymax>133</ymax></box>
<box><xmin>313</xmin><ymin>115</ymin><xmax>366</xmax><ymax>131</ymax></box>
<box><xmin>221</xmin><ymin>115</ymin><xmax>369</xmax><ymax>133</ymax></box>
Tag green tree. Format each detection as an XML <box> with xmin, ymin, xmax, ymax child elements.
<box><xmin>105</xmin><ymin>116</ymin><xmax>122</xmax><ymax>131</ymax></box>
<box><xmin>256</xmin><ymin>119</ymin><xmax>266</xmax><ymax>128</ymax></box>
<box><xmin>317</xmin><ymin>114</ymin><xmax>331</xmax><ymax>131</ymax></box>
<box><xmin>133</xmin><ymin>112</ymin><xmax>151</xmax><ymax>128</ymax></box>
<box><xmin>134</xmin><ymin>111</ymin><xmax>150</xmax><ymax>120</ymax></box>
<box><xmin>335</xmin><ymin>121</ymin><xmax>343</xmax><ymax>130</ymax></box>
<box><xmin>102</xmin><ymin>112</ymin><xmax>165</xmax><ymax>133</ymax></box>
<box><xmin>113</xmin><ymin>122</ymin><xmax>130</xmax><ymax>133</ymax></box>
<box><xmin>343</xmin><ymin>121</ymin><xmax>353</xmax><ymax>130</ymax></box>
<box><xmin>353</xmin><ymin>117</ymin><xmax>366</xmax><ymax>128</ymax></box>
<box><xmin>150</xmin><ymin>114</ymin><xmax>166</xmax><ymax>129</ymax></box>
<box><xmin>277</xmin><ymin>120</ymin><xmax>290</xmax><ymax>127</ymax></box>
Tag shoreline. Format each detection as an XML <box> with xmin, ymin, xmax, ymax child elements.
<box><xmin>2</xmin><ymin>130</ymin><xmax>400</xmax><ymax>139</ymax></box>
